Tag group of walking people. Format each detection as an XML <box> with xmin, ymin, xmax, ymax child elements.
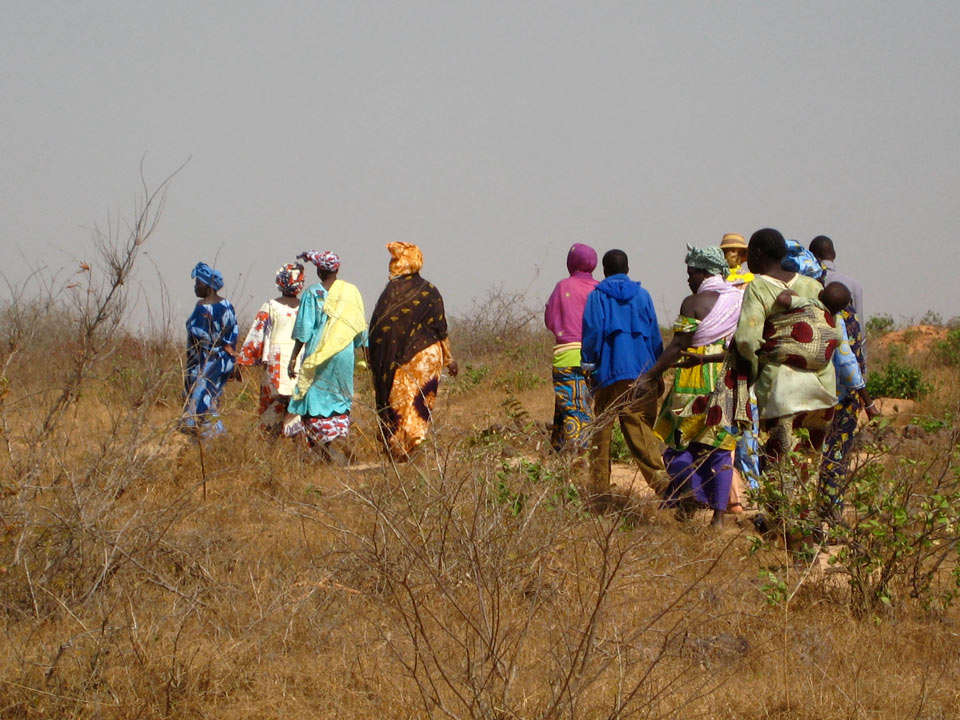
<box><xmin>181</xmin><ymin>227</ymin><xmax>873</xmax><ymax>527</ymax></box>
<box><xmin>180</xmin><ymin>243</ymin><xmax>457</xmax><ymax>462</ymax></box>
<box><xmin>545</xmin><ymin>228</ymin><xmax>876</xmax><ymax>528</ymax></box>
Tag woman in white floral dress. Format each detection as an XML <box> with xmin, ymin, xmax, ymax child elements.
<box><xmin>237</xmin><ymin>263</ymin><xmax>305</xmax><ymax>435</ymax></box>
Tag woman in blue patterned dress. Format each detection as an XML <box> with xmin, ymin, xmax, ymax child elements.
<box><xmin>181</xmin><ymin>262</ymin><xmax>239</xmax><ymax>438</ymax></box>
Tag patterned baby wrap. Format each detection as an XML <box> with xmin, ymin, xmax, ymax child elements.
<box><xmin>757</xmin><ymin>304</ymin><xmax>838</xmax><ymax>372</ymax></box>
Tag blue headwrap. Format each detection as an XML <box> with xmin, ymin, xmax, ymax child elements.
<box><xmin>782</xmin><ymin>239</ymin><xmax>825</xmax><ymax>281</ymax></box>
<box><xmin>191</xmin><ymin>262</ymin><xmax>224</xmax><ymax>291</ymax></box>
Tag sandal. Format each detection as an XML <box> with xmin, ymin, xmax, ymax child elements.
<box><xmin>728</xmin><ymin>501</ymin><xmax>745</xmax><ymax>514</ymax></box>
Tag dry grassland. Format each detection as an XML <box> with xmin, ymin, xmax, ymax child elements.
<box><xmin>1</xmin><ymin>284</ymin><xmax>959</xmax><ymax>718</ymax></box>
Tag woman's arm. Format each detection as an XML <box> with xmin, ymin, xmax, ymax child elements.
<box><xmin>642</xmin><ymin>294</ymin><xmax>700</xmax><ymax>380</ymax></box>
<box><xmin>675</xmin><ymin>349</ymin><xmax>726</xmax><ymax>368</ymax></box>
<box><xmin>287</xmin><ymin>340</ymin><xmax>304</xmax><ymax>379</ymax></box>
<box><xmin>643</xmin><ymin>330</ymin><xmax>694</xmax><ymax>380</ymax></box>
<box><xmin>440</xmin><ymin>337</ymin><xmax>458</xmax><ymax>377</ymax></box>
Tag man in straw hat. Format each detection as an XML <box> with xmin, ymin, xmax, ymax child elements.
<box><xmin>719</xmin><ymin>233</ymin><xmax>759</xmax><ymax>509</ymax></box>
<box><xmin>720</xmin><ymin>232</ymin><xmax>754</xmax><ymax>287</ymax></box>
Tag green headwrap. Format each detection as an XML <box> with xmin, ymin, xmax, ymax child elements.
<box><xmin>684</xmin><ymin>244</ymin><xmax>729</xmax><ymax>277</ymax></box>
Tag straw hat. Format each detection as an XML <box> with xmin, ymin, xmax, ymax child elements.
<box><xmin>720</xmin><ymin>233</ymin><xmax>747</xmax><ymax>250</ymax></box>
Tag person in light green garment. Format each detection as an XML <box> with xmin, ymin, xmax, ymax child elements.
<box><xmin>733</xmin><ymin>229</ymin><xmax>838</xmax><ymax>465</ymax></box>
<box><xmin>287</xmin><ymin>250</ymin><xmax>367</xmax><ymax>460</ymax></box>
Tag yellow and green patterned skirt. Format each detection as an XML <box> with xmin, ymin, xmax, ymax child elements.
<box><xmin>654</xmin><ymin>340</ymin><xmax>736</xmax><ymax>452</ymax></box>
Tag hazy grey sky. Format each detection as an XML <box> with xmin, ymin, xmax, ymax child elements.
<box><xmin>2</xmin><ymin>1</ymin><xmax>958</xmax><ymax>328</ymax></box>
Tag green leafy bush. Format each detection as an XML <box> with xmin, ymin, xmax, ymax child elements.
<box><xmin>935</xmin><ymin>329</ymin><xmax>960</xmax><ymax>366</ymax></box>
<box><xmin>828</xmin><ymin>446</ymin><xmax>960</xmax><ymax>611</ymax></box>
<box><xmin>866</xmin><ymin>349</ymin><xmax>930</xmax><ymax>400</ymax></box>
<box><xmin>866</xmin><ymin>314</ymin><xmax>895</xmax><ymax>336</ymax></box>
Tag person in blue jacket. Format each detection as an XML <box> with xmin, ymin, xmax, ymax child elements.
<box><xmin>581</xmin><ymin>249</ymin><xmax>667</xmax><ymax>494</ymax></box>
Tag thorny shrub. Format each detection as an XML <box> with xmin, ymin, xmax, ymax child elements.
<box><xmin>450</xmin><ymin>284</ymin><xmax>552</xmax><ymax>361</ymax></box>
<box><xmin>311</xmin><ymin>453</ymin><xmax>739</xmax><ymax>719</ymax></box>
<box><xmin>748</xmin><ymin>419</ymin><xmax>960</xmax><ymax>614</ymax></box>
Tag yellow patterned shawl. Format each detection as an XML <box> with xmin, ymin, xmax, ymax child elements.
<box><xmin>295</xmin><ymin>280</ymin><xmax>367</xmax><ymax>399</ymax></box>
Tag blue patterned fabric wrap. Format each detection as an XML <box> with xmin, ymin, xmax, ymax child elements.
<box><xmin>833</xmin><ymin>312</ymin><xmax>866</xmax><ymax>399</ymax></box>
<box><xmin>733</xmin><ymin>400</ymin><xmax>761</xmax><ymax>490</ymax></box>
<box><xmin>182</xmin><ymin>299</ymin><xmax>238</xmax><ymax>437</ymax></box>
<box><xmin>818</xmin><ymin>308</ymin><xmax>867</xmax><ymax>509</ymax></box>
<box><xmin>275</xmin><ymin>262</ymin><xmax>305</xmax><ymax>295</ymax></box>
<box><xmin>781</xmin><ymin>239</ymin><xmax>825</xmax><ymax>281</ymax></box>
<box><xmin>550</xmin><ymin>366</ymin><xmax>592</xmax><ymax>451</ymax></box>
<box><xmin>818</xmin><ymin>394</ymin><xmax>861</xmax><ymax>509</ymax></box>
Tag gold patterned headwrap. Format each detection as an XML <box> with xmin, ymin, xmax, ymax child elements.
<box><xmin>387</xmin><ymin>242</ymin><xmax>423</xmax><ymax>278</ymax></box>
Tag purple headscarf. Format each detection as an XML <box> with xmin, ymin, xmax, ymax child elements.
<box><xmin>566</xmin><ymin>243</ymin><xmax>598</xmax><ymax>275</ymax></box>
<box><xmin>544</xmin><ymin>243</ymin><xmax>599</xmax><ymax>344</ymax></box>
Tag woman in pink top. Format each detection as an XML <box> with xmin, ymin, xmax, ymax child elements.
<box><xmin>544</xmin><ymin>243</ymin><xmax>599</xmax><ymax>452</ymax></box>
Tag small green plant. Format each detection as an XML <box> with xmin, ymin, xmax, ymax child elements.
<box><xmin>866</xmin><ymin>314</ymin><xmax>895</xmax><ymax>336</ymax></box>
<box><xmin>610</xmin><ymin>424</ymin><xmax>631</xmax><ymax>462</ymax></box>
<box><xmin>495</xmin><ymin>369</ymin><xmax>548</xmax><ymax>392</ymax></box>
<box><xmin>759</xmin><ymin>569</ymin><xmax>788</xmax><ymax>607</ymax></box>
<box><xmin>749</xmin><ymin>432</ymin><xmax>960</xmax><ymax>613</ymax></box>
<box><xmin>492</xmin><ymin>459</ymin><xmax>580</xmax><ymax>515</ymax></box>
<box><xmin>234</xmin><ymin>387</ymin><xmax>257</xmax><ymax>410</ymax></box>
<box><xmin>460</xmin><ymin>363</ymin><xmax>489</xmax><ymax>386</ymax></box>
<box><xmin>493</xmin><ymin>475</ymin><xmax>526</xmax><ymax>516</ymax></box>
<box><xmin>915</xmin><ymin>414</ymin><xmax>951</xmax><ymax>433</ymax></box>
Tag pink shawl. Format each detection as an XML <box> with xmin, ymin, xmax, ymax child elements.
<box><xmin>691</xmin><ymin>275</ymin><xmax>743</xmax><ymax>346</ymax></box>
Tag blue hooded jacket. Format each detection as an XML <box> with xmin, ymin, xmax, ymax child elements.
<box><xmin>581</xmin><ymin>274</ymin><xmax>662</xmax><ymax>389</ymax></box>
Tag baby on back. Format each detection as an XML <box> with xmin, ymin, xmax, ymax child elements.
<box><xmin>757</xmin><ymin>282</ymin><xmax>849</xmax><ymax>372</ymax></box>
<box><xmin>776</xmin><ymin>281</ymin><xmax>851</xmax><ymax>316</ymax></box>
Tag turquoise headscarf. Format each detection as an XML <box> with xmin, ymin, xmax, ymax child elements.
<box><xmin>684</xmin><ymin>245</ymin><xmax>729</xmax><ymax>277</ymax></box>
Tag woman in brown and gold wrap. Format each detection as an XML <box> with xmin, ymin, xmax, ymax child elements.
<box><xmin>368</xmin><ymin>243</ymin><xmax>458</xmax><ymax>460</ymax></box>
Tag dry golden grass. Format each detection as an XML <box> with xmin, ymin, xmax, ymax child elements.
<box><xmin>1</xmin><ymin>298</ymin><xmax>959</xmax><ymax>719</ymax></box>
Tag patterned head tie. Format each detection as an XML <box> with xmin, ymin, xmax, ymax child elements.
<box><xmin>297</xmin><ymin>250</ymin><xmax>341</xmax><ymax>272</ymax></box>
<box><xmin>191</xmin><ymin>261</ymin><xmax>224</xmax><ymax>291</ymax></box>
<box><xmin>684</xmin><ymin>245</ymin><xmax>729</xmax><ymax>277</ymax></box>
<box><xmin>275</xmin><ymin>262</ymin><xmax>305</xmax><ymax>295</ymax></box>
<box><xmin>782</xmin><ymin>239</ymin><xmax>825</xmax><ymax>281</ymax></box>
<box><xmin>387</xmin><ymin>242</ymin><xmax>423</xmax><ymax>278</ymax></box>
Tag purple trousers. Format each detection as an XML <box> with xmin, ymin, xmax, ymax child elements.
<box><xmin>662</xmin><ymin>443</ymin><xmax>734</xmax><ymax>512</ymax></box>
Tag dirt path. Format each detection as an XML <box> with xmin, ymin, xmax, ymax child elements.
<box><xmin>609</xmin><ymin>462</ymin><xmax>658</xmax><ymax>499</ymax></box>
